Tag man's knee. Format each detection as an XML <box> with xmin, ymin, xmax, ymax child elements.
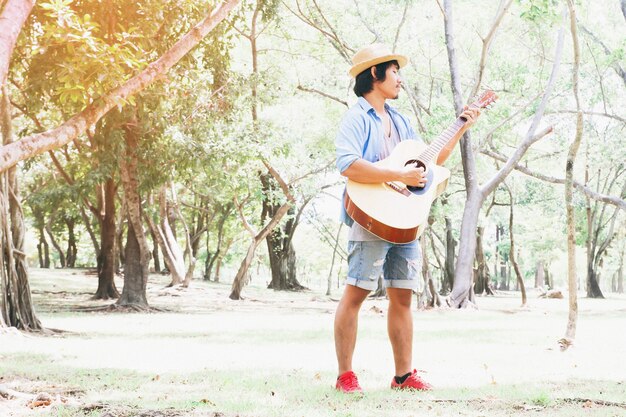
<box><xmin>387</xmin><ymin>288</ymin><xmax>412</xmax><ymax>309</ymax></box>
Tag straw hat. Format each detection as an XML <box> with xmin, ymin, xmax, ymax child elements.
<box><xmin>348</xmin><ymin>43</ymin><xmax>409</xmax><ymax>78</ymax></box>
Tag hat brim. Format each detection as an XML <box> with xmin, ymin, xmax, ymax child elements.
<box><xmin>349</xmin><ymin>54</ymin><xmax>409</xmax><ymax>78</ymax></box>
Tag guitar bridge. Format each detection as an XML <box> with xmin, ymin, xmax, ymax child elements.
<box><xmin>385</xmin><ymin>182</ymin><xmax>411</xmax><ymax>196</ymax></box>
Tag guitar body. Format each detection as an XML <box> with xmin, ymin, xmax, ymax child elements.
<box><xmin>344</xmin><ymin>140</ymin><xmax>450</xmax><ymax>244</ymax></box>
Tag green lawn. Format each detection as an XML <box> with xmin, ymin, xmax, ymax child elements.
<box><xmin>1</xmin><ymin>268</ymin><xmax>625</xmax><ymax>416</ymax></box>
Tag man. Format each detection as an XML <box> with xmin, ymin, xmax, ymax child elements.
<box><xmin>334</xmin><ymin>43</ymin><xmax>479</xmax><ymax>393</ymax></box>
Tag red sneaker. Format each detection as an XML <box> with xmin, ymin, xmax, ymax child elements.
<box><xmin>390</xmin><ymin>369</ymin><xmax>432</xmax><ymax>391</ymax></box>
<box><xmin>335</xmin><ymin>371</ymin><xmax>363</xmax><ymax>393</ymax></box>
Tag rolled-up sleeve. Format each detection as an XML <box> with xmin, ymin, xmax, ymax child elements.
<box><xmin>335</xmin><ymin>112</ymin><xmax>365</xmax><ymax>174</ymax></box>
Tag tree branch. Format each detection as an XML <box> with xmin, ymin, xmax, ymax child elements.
<box><xmin>234</xmin><ymin>194</ymin><xmax>257</xmax><ymax>237</ymax></box>
<box><xmin>579</xmin><ymin>25</ymin><xmax>626</xmax><ymax>88</ymax></box>
<box><xmin>0</xmin><ymin>0</ymin><xmax>241</xmax><ymax>173</ymax></box>
<box><xmin>480</xmin><ymin>9</ymin><xmax>567</xmax><ymax>198</ymax></box>
<box><xmin>0</xmin><ymin>0</ymin><xmax>34</xmax><ymax>88</ymax></box>
<box><xmin>392</xmin><ymin>2</ymin><xmax>409</xmax><ymax>52</ymax></box>
<box><xmin>481</xmin><ymin>149</ymin><xmax>626</xmax><ymax>210</ymax></box>
<box><xmin>296</xmin><ymin>85</ymin><xmax>348</xmax><ymax>107</ymax></box>
<box><xmin>470</xmin><ymin>0</ymin><xmax>514</xmax><ymax>99</ymax></box>
<box><xmin>481</xmin><ymin>126</ymin><xmax>553</xmax><ymax>197</ymax></box>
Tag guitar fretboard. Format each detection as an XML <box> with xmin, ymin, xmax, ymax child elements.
<box><xmin>418</xmin><ymin>118</ymin><xmax>466</xmax><ymax>164</ymax></box>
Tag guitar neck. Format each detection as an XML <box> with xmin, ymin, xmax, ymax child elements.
<box><xmin>418</xmin><ymin>117</ymin><xmax>470</xmax><ymax>165</ymax></box>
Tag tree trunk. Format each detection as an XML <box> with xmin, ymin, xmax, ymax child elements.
<box><xmin>535</xmin><ymin>260</ymin><xmax>544</xmax><ymax>288</ymax></box>
<box><xmin>506</xmin><ymin>184</ymin><xmax>526</xmax><ymax>306</ymax></box>
<box><xmin>36</xmin><ymin>224</ymin><xmax>50</xmax><ymax>268</ymax></box>
<box><xmin>230</xmin><ymin>199</ymin><xmax>292</xmax><ymax>300</ymax></box>
<box><xmin>93</xmin><ymin>178</ymin><xmax>119</xmax><ymax>300</ymax></box>
<box><xmin>420</xmin><ymin>236</ymin><xmax>441</xmax><ymax>308</ymax></box>
<box><xmin>370</xmin><ymin>276</ymin><xmax>386</xmax><ymax>298</ymax></box>
<box><xmin>261</xmin><ymin>174</ymin><xmax>305</xmax><ymax>291</ymax></box>
<box><xmin>0</xmin><ymin>84</ymin><xmax>41</xmax><ymax>331</ymax></box>
<box><xmin>545</xmin><ymin>264</ymin><xmax>553</xmax><ymax>289</ymax></box>
<box><xmin>0</xmin><ymin>1</ymin><xmax>35</xmax><ymax>90</ymax></box>
<box><xmin>118</xmin><ymin>221</ymin><xmax>148</xmax><ymax>307</ymax></box>
<box><xmin>117</xmin><ymin>114</ymin><xmax>150</xmax><ymax>308</ymax></box>
<box><xmin>116</xmin><ymin>196</ymin><xmax>125</xmax><ymax>272</ymax></box>
<box><xmin>230</xmin><ymin>238</ymin><xmax>261</xmax><ymax>300</ymax></box>
<box><xmin>145</xmin><ymin>187</ymin><xmax>185</xmax><ymax>287</ymax></box>
<box><xmin>65</xmin><ymin>218</ymin><xmax>77</xmax><ymax>267</ymax></box>
<box><xmin>443</xmin><ymin>217</ymin><xmax>456</xmax><ymax>295</ymax></box>
<box><xmin>586</xmin><ymin>264</ymin><xmax>605</xmax><ymax>298</ymax></box>
<box><xmin>150</xmin><ymin>228</ymin><xmax>161</xmax><ymax>272</ymax></box>
<box><xmin>45</xmin><ymin>216</ymin><xmax>66</xmax><ymax>268</ymax></box>
<box><xmin>563</xmin><ymin>0</ymin><xmax>582</xmax><ymax>348</ymax></box>
<box><xmin>474</xmin><ymin>226</ymin><xmax>493</xmax><ymax>295</ymax></box>
<box><xmin>213</xmin><ymin>237</ymin><xmax>232</xmax><ymax>283</ymax></box>
<box><xmin>442</xmin><ymin>0</ymin><xmax>483</xmax><ymax>308</ymax></box>
<box><xmin>79</xmin><ymin>205</ymin><xmax>100</xmax><ymax>262</ymax></box>
<box><xmin>266</xmin><ymin>230</ymin><xmax>303</xmax><ymax>291</ymax></box>
<box><xmin>206</xmin><ymin>205</ymin><xmax>230</xmax><ymax>281</ymax></box>
<box><xmin>618</xmin><ymin>252</ymin><xmax>624</xmax><ymax>294</ymax></box>
<box><xmin>447</xmin><ymin>191</ymin><xmax>482</xmax><ymax>307</ymax></box>
<box><xmin>585</xmin><ymin>168</ymin><xmax>605</xmax><ymax>299</ymax></box>
<box><xmin>443</xmin><ymin>0</ymin><xmax>562</xmax><ymax>306</ymax></box>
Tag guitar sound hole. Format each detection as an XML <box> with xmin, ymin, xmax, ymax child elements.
<box><xmin>405</xmin><ymin>159</ymin><xmax>427</xmax><ymax>191</ymax></box>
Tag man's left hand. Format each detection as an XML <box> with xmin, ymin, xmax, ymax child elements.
<box><xmin>461</xmin><ymin>105</ymin><xmax>481</xmax><ymax>127</ymax></box>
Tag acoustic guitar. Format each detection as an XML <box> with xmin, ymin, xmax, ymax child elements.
<box><xmin>344</xmin><ymin>91</ymin><xmax>497</xmax><ymax>244</ymax></box>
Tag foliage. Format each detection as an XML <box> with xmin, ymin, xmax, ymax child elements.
<box><xmin>3</xmin><ymin>0</ymin><xmax>624</xmax><ymax>293</ymax></box>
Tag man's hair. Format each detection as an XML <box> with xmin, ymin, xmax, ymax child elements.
<box><xmin>353</xmin><ymin>60</ymin><xmax>399</xmax><ymax>97</ymax></box>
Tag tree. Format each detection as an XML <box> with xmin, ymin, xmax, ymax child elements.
<box><xmin>0</xmin><ymin>85</ymin><xmax>41</xmax><ymax>330</ymax></box>
<box><xmin>443</xmin><ymin>0</ymin><xmax>561</xmax><ymax>308</ymax></box>
<box><xmin>230</xmin><ymin>163</ymin><xmax>295</xmax><ymax>300</ymax></box>
<box><xmin>0</xmin><ymin>0</ymin><xmax>242</xmax><ymax>173</ymax></box>
<box><xmin>562</xmin><ymin>0</ymin><xmax>584</xmax><ymax>350</ymax></box>
<box><xmin>584</xmin><ymin>167</ymin><xmax>625</xmax><ymax>298</ymax></box>
<box><xmin>1</xmin><ymin>0</ymin><xmax>242</xmax><ymax>320</ymax></box>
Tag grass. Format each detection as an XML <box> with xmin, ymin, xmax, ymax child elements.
<box><xmin>1</xmin><ymin>268</ymin><xmax>625</xmax><ymax>416</ymax></box>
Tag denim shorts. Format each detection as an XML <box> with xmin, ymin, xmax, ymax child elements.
<box><xmin>346</xmin><ymin>240</ymin><xmax>422</xmax><ymax>291</ymax></box>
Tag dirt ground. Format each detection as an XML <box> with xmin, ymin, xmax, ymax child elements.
<box><xmin>1</xmin><ymin>268</ymin><xmax>625</xmax><ymax>417</ymax></box>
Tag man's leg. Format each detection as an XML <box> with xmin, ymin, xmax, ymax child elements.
<box><xmin>386</xmin><ymin>287</ymin><xmax>413</xmax><ymax>377</ymax></box>
<box><xmin>334</xmin><ymin>284</ymin><xmax>370</xmax><ymax>374</ymax></box>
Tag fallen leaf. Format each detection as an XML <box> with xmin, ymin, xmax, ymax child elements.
<box><xmin>582</xmin><ymin>400</ymin><xmax>594</xmax><ymax>408</ymax></box>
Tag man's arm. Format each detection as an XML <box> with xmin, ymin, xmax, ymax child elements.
<box><xmin>342</xmin><ymin>159</ymin><xmax>427</xmax><ymax>187</ymax></box>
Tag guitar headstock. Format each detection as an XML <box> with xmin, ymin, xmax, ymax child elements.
<box><xmin>471</xmin><ymin>90</ymin><xmax>498</xmax><ymax>110</ymax></box>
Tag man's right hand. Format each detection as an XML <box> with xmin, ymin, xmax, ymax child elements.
<box><xmin>397</xmin><ymin>165</ymin><xmax>427</xmax><ymax>188</ymax></box>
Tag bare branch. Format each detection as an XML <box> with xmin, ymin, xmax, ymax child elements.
<box><xmin>481</xmin><ymin>126</ymin><xmax>553</xmax><ymax>197</ymax></box>
<box><xmin>434</xmin><ymin>0</ymin><xmax>445</xmax><ymax>17</ymax></box>
<box><xmin>284</xmin><ymin>0</ymin><xmax>352</xmax><ymax>63</ymax></box>
<box><xmin>288</xmin><ymin>158</ymin><xmax>335</xmax><ymax>185</ymax></box>
<box><xmin>392</xmin><ymin>2</ymin><xmax>409</xmax><ymax>52</ymax></box>
<box><xmin>480</xmin><ymin>92</ymin><xmax>543</xmax><ymax>149</ymax></box>
<box><xmin>234</xmin><ymin>194</ymin><xmax>257</xmax><ymax>237</ymax></box>
<box><xmin>262</xmin><ymin>160</ymin><xmax>295</xmax><ymax>202</ymax></box>
<box><xmin>296</xmin><ymin>85</ymin><xmax>348</xmax><ymax>107</ymax></box>
<box><xmin>352</xmin><ymin>0</ymin><xmax>381</xmax><ymax>42</ymax></box>
<box><xmin>481</xmin><ymin>149</ymin><xmax>626</xmax><ymax>210</ymax></box>
<box><xmin>579</xmin><ymin>25</ymin><xmax>626</xmax><ymax>88</ymax></box>
<box><xmin>547</xmin><ymin>109</ymin><xmax>625</xmax><ymax>124</ymax></box>
<box><xmin>470</xmin><ymin>0</ymin><xmax>514</xmax><ymax>99</ymax></box>
<box><xmin>480</xmin><ymin>7</ymin><xmax>567</xmax><ymax>198</ymax></box>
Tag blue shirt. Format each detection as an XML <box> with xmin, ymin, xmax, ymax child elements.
<box><xmin>335</xmin><ymin>96</ymin><xmax>422</xmax><ymax>226</ymax></box>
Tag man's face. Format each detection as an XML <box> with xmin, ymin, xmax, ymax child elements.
<box><xmin>375</xmin><ymin>64</ymin><xmax>402</xmax><ymax>99</ymax></box>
